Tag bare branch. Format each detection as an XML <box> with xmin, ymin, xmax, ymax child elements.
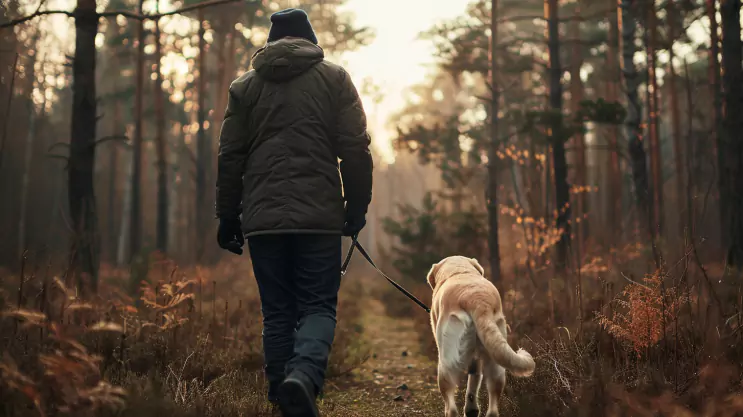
<box><xmin>48</xmin><ymin>142</ymin><xmax>70</xmax><ymax>153</ymax></box>
<box><xmin>100</xmin><ymin>0</ymin><xmax>251</xmax><ymax>21</ymax></box>
<box><xmin>0</xmin><ymin>10</ymin><xmax>73</xmax><ymax>29</ymax></box>
<box><xmin>1</xmin><ymin>0</ymin><xmax>250</xmax><ymax>28</ymax></box>
<box><xmin>93</xmin><ymin>135</ymin><xmax>129</xmax><ymax>147</ymax></box>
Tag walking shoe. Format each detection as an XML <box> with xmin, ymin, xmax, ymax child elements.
<box><xmin>278</xmin><ymin>371</ymin><xmax>320</xmax><ymax>417</ymax></box>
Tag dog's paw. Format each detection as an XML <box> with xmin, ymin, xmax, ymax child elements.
<box><xmin>464</xmin><ymin>394</ymin><xmax>479</xmax><ymax>417</ymax></box>
<box><xmin>465</xmin><ymin>408</ymin><xmax>480</xmax><ymax>417</ymax></box>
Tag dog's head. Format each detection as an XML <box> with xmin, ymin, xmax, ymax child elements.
<box><xmin>426</xmin><ymin>256</ymin><xmax>485</xmax><ymax>289</ymax></box>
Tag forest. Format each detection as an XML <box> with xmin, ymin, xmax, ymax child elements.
<box><xmin>0</xmin><ymin>0</ymin><xmax>742</xmax><ymax>415</ymax></box>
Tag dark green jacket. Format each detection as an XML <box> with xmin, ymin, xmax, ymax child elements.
<box><xmin>216</xmin><ymin>37</ymin><xmax>373</xmax><ymax>236</ymax></box>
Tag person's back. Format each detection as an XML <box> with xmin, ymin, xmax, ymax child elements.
<box><xmin>215</xmin><ymin>8</ymin><xmax>372</xmax><ymax>417</ymax></box>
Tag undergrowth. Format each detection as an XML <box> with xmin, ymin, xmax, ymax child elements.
<box><xmin>0</xmin><ymin>253</ymin><xmax>368</xmax><ymax>417</ymax></box>
<box><xmin>378</xmin><ymin>239</ymin><xmax>743</xmax><ymax>416</ymax></box>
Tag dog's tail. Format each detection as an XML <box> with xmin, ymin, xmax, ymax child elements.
<box><xmin>472</xmin><ymin>309</ymin><xmax>535</xmax><ymax>377</ymax></box>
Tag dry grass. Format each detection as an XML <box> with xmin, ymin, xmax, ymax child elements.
<box><xmin>3</xmin><ymin>240</ymin><xmax>743</xmax><ymax>416</ymax></box>
<box><xmin>0</xmin><ymin>253</ymin><xmax>368</xmax><ymax>417</ymax></box>
<box><xmin>376</xmin><ymin>241</ymin><xmax>743</xmax><ymax>417</ymax></box>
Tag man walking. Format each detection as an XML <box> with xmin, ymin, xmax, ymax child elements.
<box><xmin>215</xmin><ymin>7</ymin><xmax>373</xmax><ymax>417</ymax></box>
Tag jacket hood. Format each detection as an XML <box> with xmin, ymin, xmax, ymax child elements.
<box><xmin>252</xmin><ymin>37</ymin><xmax>324</xmax><ymax>82</ymax></box>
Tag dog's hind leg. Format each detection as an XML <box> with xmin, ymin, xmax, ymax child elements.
<box><xmin>483</xmin><ymin>322</ymin><xmax>508</xmax><ymax>417</ymax></box>
<box><xmin>464</xmin><ymin>358</ymin><xmax>482</xmax><ymax>417</ymax></box>
<box><xmin>436</xmin><ymin>313</ymin><xmax>475</xmax><ymax>417</ymax></box>
<box><xmin>437</xmin><ymin>362</ymin><xmax>460</xmax><ymax>417</ymax></box>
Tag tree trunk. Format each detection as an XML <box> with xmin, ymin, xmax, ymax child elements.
<box><xmin>129</xmin><ymin>0</ymin><xmax>145</xmax><ymax>262</ymax></box>
<box><xmin>606</xmin><ymin>0</ymin><xmax>622</xmax><ymax>242</ymax></box>
<box><xmin>646</xmin><ymin>0</ymin><xmax>663</xmax><ymax>235</ymax></box>
<box><xmin>547</xmin><ymin>0</ymin><xmax>571</xmax><ymax>273</ymax></box>
<box><xmin>570</xmin><ymin>3</ymin><xmax>587</xmax><ymax>248</ymax></box>
<box><xmin>154</xmin><ymin>2</ymin><xmax>168</xmax><ymax>255</ymax></box>
<box><xmin>69</xmin><ymin>0</ymin><xmax>100</xmax><ymax>293</ymax></box>
<box><xmin>619</xmin><ymin>0</ymin><xmax>652</xmax><ymax>238</ymax></box>
<box><xmin>487</xmin><ymin>0</ymin><xmax>502</xmax><ymax>283</ymax></box>
<box><xmin>108</xmin><ymin>74</ymin><xmax>122</xmax><ymax>264</ymax></box>
<box><xmin>195</xmin><ymin>8</ymin><xmax>209</xmax><ymax>262</ymax></box>
<box><xmin>667</xmin><ymin>0</ymin><xmax>685</xmax><ymax>236</ymax></box>
<box><xmin>710</xmin><ymin>0</ymin><xmax>725</xmax><ymax>249</ymax></box>
<box><xmin>18</xmin><ymin>38</ymin><xmax>39</xmax><ymax>259</ymax></box>
<box><xmin>720</xmin><ymin>0</ymin><xmax>743</xmax><ymax>267</ymax></box>
<box><xmin>117</xmin><ymin>148</ymin><xmax>133</xmax><ymax>266</ymax></box>
<box><xmin>707</xmin><ymin>0</ymin><xmax>722</xmax><ymax>159</ymax></box>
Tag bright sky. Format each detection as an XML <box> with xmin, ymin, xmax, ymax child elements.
<box><xmin>338</xmin><ymin>0</ymin><xmax>470</xmax><ymax>164</ymax></box>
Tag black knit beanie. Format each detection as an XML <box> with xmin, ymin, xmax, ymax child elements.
<box><xmin>266</xmin><ymin>8</ymin><xmax>318</xmax><ymax>45</ymax></box>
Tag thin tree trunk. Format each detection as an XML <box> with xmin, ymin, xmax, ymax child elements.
<box><xmin>606</xmin><ymin>0</ymin><xmax>622</xmax><ymax>242</ymax></box>
<box><xmin>213</xmin><ymin>28</ymin><xmax>227</xmax><ymax>141</ymax></box>
<box><xmin>18</xmin><ymin>42</ymin><xmax>39</xmax><ymax>259</ymax></box>
<box><xmin>117</xmin><ymin>148</ymin><xmax>133</xmax><ymax>266</ymax></box>
<box><xmin>195</xmin><ymin>8</ymin><xmax>209</xmax><ymax>262</ymax></box>
<box><xmin>487</xmin><ymin>0</ymin><xmax>502</xmax><ymax>283</ymax></box>
<box><xmin>0</xmin><ymin>52</ymin><xmax>18</xmax><ymax>174</ymax></box>
<box><xmin>719</xmin><ymin>0</ymin><xmax>743</xmax><ymax>267</ymax></box>
<box><xmin>154</xmin><ymin>1</ymin><xmax>168</xmax><ymax>255</ymax></box>
<box><xmin>667</xmin><ymin>0</ymin><xmax>684</xmax><ymax>236</ymax></box>
<box><xmin>646</xmin><ymin>0</ymin><xmax>663</xmax><ymax>235</ymax></box>
<box><xmin>129</xmin><ymin>0</ymin><xmax>145</xmax><ymax>262</ymax></box>
<box><xmin>620</xmin><ymin>0</ymin><xmax>652</xmax><ymax>239</ymax></box>
<box><xmin>547</xmin><ymin>0</ymin><xmax>571</xmax><ymax>273</ymax></box>
<box><xmin>108</xmin><ymin>75</ymin><xmax>122</xmax><ymax>264</ymax></box>
<box><xmin>69</xmin><ymin>0</ymin><xmax>100</xmax><ymax>294</ymax></box>
<box><xmin>710</xmin><ymin>0</ymin><xmax>726</xmax><ymax>250</ymax></box>
<box><xmin>707</xmin><ymin>0</ymin><xmax>722</xmax><ymax>159</ymax></box>
<box><xmin>570</xmin><ymin>2</ymin><xmax>587</xmax><ymax>248</ymax></box>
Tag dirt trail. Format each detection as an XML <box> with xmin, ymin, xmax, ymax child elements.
<box><xmin>321</xmin><ymin>287</ymin><xmax>441</xmax><ymax>416</ymax></box>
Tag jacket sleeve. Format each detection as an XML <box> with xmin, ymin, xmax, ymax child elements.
<box><xmin>336</xmin><ymin>68</ymin><xmax>373</xmax><ymax>216</ymax></box>
<box><xmin>215</xmin><ymin>83</ymin><xmax>249</xmax><ymax>220</ymax></box>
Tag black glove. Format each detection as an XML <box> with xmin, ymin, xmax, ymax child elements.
<box><xmin>217</xmin><ymin>218</ymin><xmax>244</xmax><ymax>255</ymax></box>
<box><xmin>342</xmin><ymin>210</ymin><xmax>367</xmax><ymax>237</ymax></box>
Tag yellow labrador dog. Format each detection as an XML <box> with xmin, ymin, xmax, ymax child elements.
<box><xmin>427</xmin><ymin>256</ymin><xmax>535</xmax><ymax>417</ymax></box>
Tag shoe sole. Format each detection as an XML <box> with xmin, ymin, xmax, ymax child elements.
<box><xmin>278</xmin><ymin>378</ymin><xmax>320</xmax><ymax>417</ymax></box>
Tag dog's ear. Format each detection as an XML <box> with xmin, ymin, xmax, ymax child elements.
<box><xmin>469</xmin><ymin>258</ymin><xmax>485</xmax><ymax>276</ymax></box>
<box><xmin>427</xmin><ymin>262</ymin><xmax>441</xmax><ymax>289</ymax></box>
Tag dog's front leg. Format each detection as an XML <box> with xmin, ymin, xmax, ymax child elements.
<box><xmin>437</xmin><ymin>364</ymin><xmax>459</xmax><ymax>417</ymax></box>
<box><xmin>464</xmin><ymin>358</ymin><xmax>482</xmax><ymax>417</ymax></box>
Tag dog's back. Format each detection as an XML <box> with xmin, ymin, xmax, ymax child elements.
<box><xmin>429</xmin><ymin>257</ymin><xmax>535</xmax><ymax>377</ymax></box>
<box><xmin>428</xmin><ymin>256</ymin><xmax>535</xmax><ymax>417</ymax></box>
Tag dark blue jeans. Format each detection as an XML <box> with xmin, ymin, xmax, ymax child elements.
<box><xmin>247</xmin><ymin>234</ymin><xmax>342</xmax><ymax>400</ymax></box>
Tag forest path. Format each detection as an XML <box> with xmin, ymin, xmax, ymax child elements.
<box><xmin>320</xmin><ymin>280</ymin><xmax>442</xmax><ymax>416</ymax></box>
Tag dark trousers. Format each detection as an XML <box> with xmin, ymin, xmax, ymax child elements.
<box><xmin>247</xmin><ymin>234</ymin><xmax>342</xmax><ymax>399</ymax></box>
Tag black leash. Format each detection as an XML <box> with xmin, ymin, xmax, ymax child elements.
<box><xmin>341</xmin><ymin>235</ymin><xmax>431</xmax><ymax>314</ymax></box>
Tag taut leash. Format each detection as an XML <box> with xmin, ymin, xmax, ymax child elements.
<box><xmin>341</xmin><ymin>235</ymin><xmax>431</xmax><ymax>314</ymax></box>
